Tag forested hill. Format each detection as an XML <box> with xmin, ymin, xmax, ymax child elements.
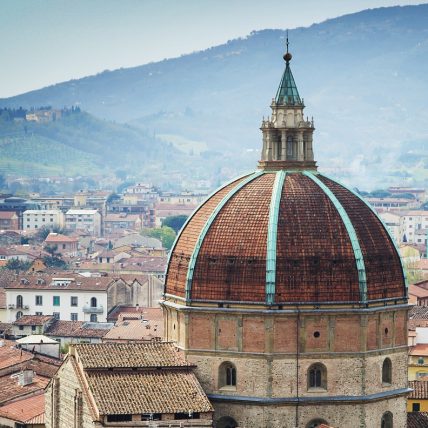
<box><xmin>1</xmin><ymin>4</ymin><xmax>428</xmax><ymax>188</ymax></box>
<box><xmin>0</xmin><ymin>108</ymin><xmax>182</xmax><ymax>180</ymax></box>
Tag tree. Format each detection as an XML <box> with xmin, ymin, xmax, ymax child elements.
<box><xmin>43</xmin><ymin>244</ymin><xmax>67</xmax><ymax>269</ymax></box>
<box><xmin>107</xmin><ymin>193</ymin><xmax>120</xmax><ymax>204</ymax></box>
<box><xmin>5</xmin><ymin>258</ymin><xmax>31</xmax><ymax>271</ymax></box>
<box><xmin>162</xmin><ymin>215</ymin><xmax>188</xmax><ymax>234</ymax></box>
<box><xmin>142</xmin><ymin>226</ymin><xmax>176</xmax><ymax>250</ymax></box>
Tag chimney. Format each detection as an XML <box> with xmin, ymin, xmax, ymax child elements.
<box><xmin>18</xmin><ymin>369</ymin><xmax>34</xmax><ymax>386</ymax></box>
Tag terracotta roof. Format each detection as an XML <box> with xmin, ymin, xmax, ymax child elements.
<box><xmin>0</xmin><ymin>373</ymin><xmax>49</xmax><ymax>404</ymax></box>
<box><xmin>122</xmin><ymin>256</ymin><xmax>167</xmax><ymax>272</ymax></box>
<box><xmin>0</xmin><ymin>211</ymin><xmax>17</xmax><ymax>220</ymax></box>
<box><xmin>0</xmin><ymin>393</ymin><xmax>45</xmax><ymax>423</ymax></box>
<box><xmin>74</xmin><ymin>342</ymin><xmax>193</xmax><ymax>369</ymax></box>
<box><xmin>0</xmin><ymin>322</ymin><xmax>12</xmax><ymax>333</ymax></box>
<box><xmin>5</xmin><ymin>273</ymin><xmax>113</xmax><ymax>291</ymax></box>
<box><xmin>409</xmin><ymin>284</ymin><xmax>428</xmax><ymax>298</ymax></box>
<box><xmin>410</xmin><ymin>344</ymin><xmax>428</xmax><ymax>357</ymax></box>
<box><xmin>26</xmin><ymin>356</ymin><xmax>61</xmax><ymax>378</ymax></box>
<box><xmin>166</xmin><ymin>172</ymin><xmax>406</xmax><ymax>305</ymax></box>
<box><xmin>103</xmin><ymin>318</ymin><xmax>163</xmax><ymax>342</ymax></box>
<box><xmin>45</xmin><ymin>233</ymin><xmax>78</xmax><ymax>243</ymax></box>
<box><xmin>86</xmin><ymin>370</ymin><xmax>213</xmax><ymax>415</ymax></box>
<box><xmin>45</xmin><ymin>320</ymin><xmax>111</xmax><ymax>339</ymax></box>
<box><xmin>408</xmin><ymin>412</ymin><xmax>428</xmax><ymax>428</ymax></box>
<box><xmin>13</xmin><ymin>315</ymin><xmax>54</xmax><ymax>326</ymax></box>
<box><xmin>0</xmin><ymin>340</ymin><xmax>33</xmax><ymax>370</ymax></box>
<box><xmin>107</xmin><ymin>306</ymin><xmax>162</xmax><ymax>322</ymax></box>
<box><xmin>409</xmin><ymin>380</ymin><xmax>428</xmax><ymax>399</ymax></box>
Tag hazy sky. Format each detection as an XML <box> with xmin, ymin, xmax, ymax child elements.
<box><xmin>1</xmin><ymin>0</ymin><xmax>425</xmax><ymax>97</ymax></box>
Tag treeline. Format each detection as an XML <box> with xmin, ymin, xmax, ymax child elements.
<box><xmin>0</xmin><ymin>106</ymin><xmax>81</xmax><ymax>121</ymax></box>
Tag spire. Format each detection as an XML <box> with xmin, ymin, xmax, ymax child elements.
<box><xmin>258</xmin><ymin>37</ymin><xmax>316</xmax><ymax>171</ymax></box>
<box><xmin>275</xmin><ymin>33</ymin><xmax>302</xmax><ymax>106</ymax></box>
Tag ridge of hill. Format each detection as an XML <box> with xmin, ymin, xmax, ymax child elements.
<box><xmin>1</xmin><ymin>5</ymin><xmax>428</xmax><ymax>188</ymax></box>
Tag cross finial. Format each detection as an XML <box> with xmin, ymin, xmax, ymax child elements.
<box><xmin>286</xmin><ymin>29</ymin><xmax>289</xmax><ymax>54</ymax></box>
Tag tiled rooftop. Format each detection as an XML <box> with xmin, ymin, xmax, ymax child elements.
<box><xmin>0</xmin><ymin>340</ymin><xmax>33</xmax><ymax>370</ymax></box>
<box><xmin>13</xmin><ymin>315</ymin><xmax>54</xmax><ymax>326</ymax></box>
<box><xmin>0</xmin><ymin>373</ymin><xmax>49</xmax><ymax>404</ymax></box>
<box><xmin>0</xmin><ymin>393</ymin><xmax>45</xmax><ymax>423</ymax></box>
<box><xmin>410</xmin><ymin>344</ymin><xmax>428</xmax><ymax>357</ymax></box>
<box><xmin>86</xmin><ymin>370</ymin><xmax>213</xmax><ymax>415</ymax></box>
<box><xmin>74</xmin><ymin>342</ymin><xmax>192</xmax><ymax>369</ymax></box>
<box><xmin>166</xmin><ymin>172</ymin><xmax>406</xmax><ymax>304</ymax></box>
<box><xmin>408</xmin><ymin>412</ymin><xmax>428</xmax><ymax>428</ymax></box>
<box><xmin>45</xmin><ymin>320</ymin><xmax>112</xmax><ymax>338</ymax></box>
<box><xmin>409</xmin><ymin>380</ymin><xmax>428</xmax><ymax>399</ymax></box>
<box><xmin>103</xmin><ymin>318</ymin><xmax>162</xmax><ymax>342</ymax></box>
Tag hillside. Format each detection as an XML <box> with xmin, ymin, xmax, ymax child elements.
<box><xmin>0</xmin><ymin>109</ymin><xmax>187</xmax><ymax>183</ymax></box>
<box><xmin>1</xmin><ymin>5</ymin><xmax>428</xmax><ymax>188</ymax></box>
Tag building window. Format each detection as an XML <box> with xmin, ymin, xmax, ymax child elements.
<box><xmin>71</xmin><ymin>313</ymin><xmax>78</xmax><ymax>321</ymax></box>
<box><xmin>413</xmin><ymin>403</ymin><xmax>420</xmax><ymax>412</ymax></box>
<box><xmin>381</xmin><ymin>411</ymin><xmax>393</xmax><ymax>428</ymax></box>
<box><xmin>31</xmin><ymin>325</ymin><xmax>36</xmax><ymax>331</ymax></box>
<box><xmin>53</xmin><ymin>296</ymin><xmax>60</xmax><ymax>306</ymax></box>
<box><xmin>216</xmin><ymin>416</ymin><xmax>238</xmax><ymax>428</ymax></box>
<box><xmin>308</xmin><ymin>363</ymin><xmax>327</xmax><ymax>390</ymax></box>
<box><xmin>71</xmin><ymin>296</ymin><xmax>78</xmax><ymax>307</ymax></box>
<box><xmin>219</xmin><ymin>362</ymin><xmax>237</xmax><ymax>389</ymax></box>
<box><xmin>35</xmin><ymin>311</ymin><xmax>43</xmax><ymax>316</ymax></box>
<box><xmin>90</xmin><ymin>297</ymin><xmax>97</xmax><ymax>308</ymax></box>
<box><xmin>35</xmin><ymin>295</ymin><xmax>43</xmax><ymax>305</ymax></box>
<box><xmin>90</xmin><ymin>314</ymin><xmax>98</xmax><ymax>322</ymax></box>
<box><xmin>306</xmin><ymin>419</ymin><xmax>329</xmax><ymax>428</ymax></box>
<box><xmin>16</xmin><ymin>295</ymin><xmax>23</xmax><ymax>308</ymax></box>
<box><xmin>382</xmin><ymin>358</ymin><xmax>392</xmax><ymax>384</ymax></box>
<box><xmin>106</xmin><ymin>414</ymin><xmax>132</xmax><ymax>422</ymax></box>
<box><xmin>16</xmin><ymin>311</ymin><xmax>23</xmax><ymax>320</ymax></box>
<box><xmin>53</xmin><ymin>312</ymin><xmax>60</xmax><ymax>320</ymax></box>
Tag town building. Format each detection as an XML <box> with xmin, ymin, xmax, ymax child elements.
<box><xmin>162</xmin><ymin>45</ymin><xmax>409</xmax><ymax>428</ymax></box>
<box><xmin>0</xmin><ymin>211</ymin><xmax>19</xmax><ymax>231</ymax></box>
<box><xmin>45</xmin><ymin>342</ymin><xmax>213</xmax><ymax>427</ymax></box>
<box><xmin>400</xmin><ymin>210</ymin><xmax>428</xmax><ymax>244</ymax></box>
<box><xmin>4</xmin><ymin>273</ymin><xmax>161</xmax><ymax>323</ymax></box>
<box><xmin>65</xmin><ymin>209</ymin><xmax>102</xmax><ymax>236</ymax></box>
<box><xmin>45</xmin><ymin>232</ymin><xmax>79</xmax><ymax>256</ymax></box>
<box><xmin>23</xmin><ymin>209</ymin><xmax>65</xmax><ymax>231</ymax></box>
<box><xmin>103</xmin><ymin>213</ymin><xmax>142</xmax><ymax>234</ymax></box>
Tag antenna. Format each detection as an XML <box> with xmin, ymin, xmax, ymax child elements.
<box><xmin>286</xmin><ymin>29</ymin><xmax>289</xmax><ymax>53</ymax></box>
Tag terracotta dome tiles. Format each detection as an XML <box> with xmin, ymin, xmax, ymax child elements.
<box><xmin>191</xmin><ymin>173</ymin><xmax>275</xmax><ymax>302</ymax></box>
<box><xmin>165</xmin><ymin>175</ymin><xmax>248</xmax><ymax>298</ymax></box>
<box><xmin>318</xmin><ymin>175</ymin><xmax>405</xmax><ymax>301</ymax></box>
<box><xmin>275</xmin><ymin>173</ymin><xmax>360</xmax><ymax>303</ymax></box>
<box><xmin>164</xmin><ymin>171</ymin><xmax>406</xmax><ymax>305</ymax></box>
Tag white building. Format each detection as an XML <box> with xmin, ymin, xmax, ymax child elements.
<box><xmin>4</xmin><ymin>273</ymin><xmax>152</xmax><ymax>324</ymax></box>
<box><xmin>400</xmin><ymin>210</ymin><xmax>428</xmax><ymax>244</ymax></box>
<box><xmin>23</xmin><ymin>209</ymin><xmax>65</xmax><ymax>231</ymax></box>
<box><xmin>65</xmin><ymin>209</ymin><xmax>101</xmax><ymax>236</ymax></box>
<box><xmin>378</xmin><ymin>211</ymin><xmax>401</xmax><ymax>244</ymax></box>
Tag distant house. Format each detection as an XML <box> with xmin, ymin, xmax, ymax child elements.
<box><xmin>0</xmin><ymin>211</ymin><xmax>19</xmax><ymax>231</ymax></box>
<box><xmin>65</xmin><ymin>209</ymin><xmax>102</xmax><ymax>236</ymax></box>
<box><xmin>103</xmin><ymin>213</ymin><xmax>142</xmax><ymax>234</ymax></box>
<box><xmin>11</xmin><ymin>314</ymin><xmax>55</xmax><ymax>338</ymax></box>
<box><xmin>45</xmin><ymin>232</ymin><xmax>78</xmax><ymax>256</ymax></box>
<box><xmin>45</xmin><ymin>343</ymin><xmax>213</xmax><ymax>427</ymax></box>
<box><xmin>23</xmin><ymin>209</ymin><xmax>64</xmax><ymax>231</ymax></box>
<box><xmin>408</xmin><ymin>380</ymin><xmax>428</xmax><ymax>412</ymax></box>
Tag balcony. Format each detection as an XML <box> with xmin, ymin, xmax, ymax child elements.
<box><xmin>8</xmin><ymin>304</ymin><xmax>30</xmax><ymax>310</ymax></box>
<box><xmin>83</xmin><ymin>305</ymin><xmax>104</xmax><ymax>314</ymax></box>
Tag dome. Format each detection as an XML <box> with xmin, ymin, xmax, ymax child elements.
<box><xmin>165</xmin><ymin>170</ymin><xmax>406</xmax><ymax>305</ymax></box>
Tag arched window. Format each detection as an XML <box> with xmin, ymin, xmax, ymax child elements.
<box><xmin>381</xmin><ymin>411</ymin><xmax>393</xmax><ymax>428</ymax></box>
<box><xmin>16</xmin><ymin>295</ymin><xmax>23</xmax><ymax>308</ymax></box>
<box><xmin>308</xmin><ymin>363</ymin><xmax>327</xmax><ymax>390</ymax></box>
<box><xmin>382</xmin><ymin>358</ymin><xmax>392</xmax><ymax>384</ymax></box>
<box><xmin>306</xmin><ymin>419</ymin><xmax>328</xmax><ymax>428</ymax></box>
<box><xmin>90</xmin><ymin>297</ymin><xmax>97</xmax><ymax>308</ymax></box>
<box><xmin>216</xmin><ymin>416</ymin><xmax>238</xmax><ymax>428</ymax></box>
<box><xmin>16</xmin><ymin>311</ymin><xmax>23</xmax><ymax>320</ymax></box>
<box><xmin>90</xmin><ymin>314</ymin><xmax>98</xmax><ymax>322</ymax></box>
<box><xmin>218</xmin><ymin>362</ymin><xmax>237</xmax><ymax>389</ymax></box>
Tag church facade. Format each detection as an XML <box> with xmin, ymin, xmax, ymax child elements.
<box><xmin>162</xmin><ymin>43</ymin><xmax>409</xmax><ymax>428</ymax></box>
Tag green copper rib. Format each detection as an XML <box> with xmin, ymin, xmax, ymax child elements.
<box><xmin>165</xmin><ymin>171</ymin><xmax>253</xmax><ymax>287</ymax></box>
<box><xmin>322</xmin><ymin>174</ymin><xmax>408</xmax><ymax>291</ymax></box>
<box><xmin>304</xmin><ymin>171</ymin><xmax>368</xmax><ymax>302</ymax></box>
<box><xmin>266</xmin><ymin>170</ymin><xmax>286</xmax><ymax>305</ymax></box>
<box><xmin>185</xmin><ymin>170</ymin><xmax>264</xmax><ymax>301</ymax></box>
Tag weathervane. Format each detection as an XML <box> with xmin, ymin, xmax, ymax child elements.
<box><xmin>283</xmin><ymin>29</ymin><xmax>292</xmax><ymax>63</ymax></box>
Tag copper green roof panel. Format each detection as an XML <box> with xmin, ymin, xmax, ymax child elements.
<box><xmin>275</xmin><ymin>62</ymin><xmax>302</xmax><ymax>106</ymax></box>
